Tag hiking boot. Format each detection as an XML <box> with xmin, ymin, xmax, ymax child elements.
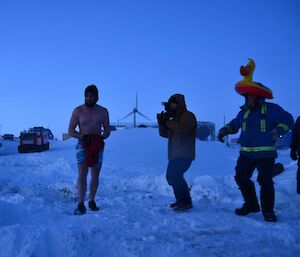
<box><xmin>263</xmin><ymin>211</ymin><xmax>277</xmax><ymax>222</ymax></box>
<box><xmin>74</xmin><ymin>203</ymin><xmax>86</xmax><ymax>215</ymax></box>
<box><xmin>169</xmin><ymin>202</ymin><xmax>178</xmax><ymax>208</ymax></box>
<box><xmin>173</xmin><ymin>202</ymin><xmax>193</xmax><ymax>211</ymax></box>
<box><xmin>235</xmin><ymin>203</ymin><xmax>260</xmax><ymax>216</ymax></box>
<box><xmin>88</xmin><ymin>200</ymin><xmax>100</xmax><ymax>211</ymax></box>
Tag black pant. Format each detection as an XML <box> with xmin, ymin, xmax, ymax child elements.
<box><xmin>297</xmin><ymin>160</ymin><xmax>300</xmax><ymax>194</ymax></box>
<box><xmin>235</xmin><ymin>155</ymin><xmax>275</xmax><ymax>213</ymax></box>
<box><xmin>166</xmin><ymin>158</ymin><xmax>193</xmax><ymax>204</ymax></box>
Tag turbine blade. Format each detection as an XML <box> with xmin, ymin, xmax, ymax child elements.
<box><xmin>121</xmin><ymin>111</ymin><xmax>134</xmax><ymax>120</ymax></box>
<box><xmin>137</xmin><ymin>111</ymin><xmax>151</xmax><ymax>121</ymax></box>
<box><xmin>136</xmin><ymin>92</ymin><xmax>138</xmax><ymax>109</ymax></box>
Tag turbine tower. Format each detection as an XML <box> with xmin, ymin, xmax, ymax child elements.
<box><xmin>121</xmin><ymin>93</ymin><xmax>151</xmax><ymax>128</ymax></box>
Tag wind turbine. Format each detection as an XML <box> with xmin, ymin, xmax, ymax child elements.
<box><xmin>121</xmin><ymin>93</ymin><xmax>151</xmax><ymax>128</ymax></box>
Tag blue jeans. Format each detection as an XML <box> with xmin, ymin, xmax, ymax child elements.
<box><xmin>166</xmin><ymin>158</ymin><xmax>193</xmax><ymax>204</ymax></box>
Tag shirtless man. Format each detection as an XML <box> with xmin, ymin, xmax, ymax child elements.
<box><xmin>68</xmin><ymin>85</ymin><xmax>110</xmax><ymax>215</ymax></box>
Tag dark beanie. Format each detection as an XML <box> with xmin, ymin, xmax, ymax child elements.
<box><xmin>85</xmin><ymin>85</ymin><xmax>99</xmax><ymax>100</ymax></box>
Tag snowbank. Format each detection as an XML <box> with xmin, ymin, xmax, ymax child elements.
<box><xmin>0</xmin><ymin>129</ymin><xmax>300</xmax><ymax>257</ymax></box>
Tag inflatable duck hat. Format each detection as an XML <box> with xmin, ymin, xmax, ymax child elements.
<box><xmin>235</xmin><ymin>58</ymin><xmax>273</xmax><ymax>99</ymax></box>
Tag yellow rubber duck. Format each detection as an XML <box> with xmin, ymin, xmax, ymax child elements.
<box><xmin>235</xmin><ymin>58</ymin><xmax>273</xmax><ymax>99</ymax></box>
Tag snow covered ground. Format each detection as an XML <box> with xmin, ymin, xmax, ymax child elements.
<box><xmin>0</xmin><ymin>128</ymin><xmax>300</xmax><ymax>257</ymax></box>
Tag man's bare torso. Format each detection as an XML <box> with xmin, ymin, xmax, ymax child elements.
<box><xmin>69</xmin><ymin>104</ymin><xmax>110</xmax><ymax>139</ymax></box>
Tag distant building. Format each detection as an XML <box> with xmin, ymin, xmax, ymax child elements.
<box><xmin>3</xmin><ymin>134</ymin><xmax>15</xmax><ymax>141</ymax></box>
<box><xmin>197</xmin><ymin>122</ymin><xmax>216</xmax><ymax>141</ymax></box>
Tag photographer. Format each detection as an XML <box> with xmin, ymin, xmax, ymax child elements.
<box><xmin>157</xmin><ymin>94</ymin><xmax>197</xmax><ymax>211</ymax></box>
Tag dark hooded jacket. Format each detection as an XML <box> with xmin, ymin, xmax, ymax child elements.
<box><xmin>159</xmin><ymin>94</ymin><xmax>197</xmax><ymax>160</ymax></box>
<box><xmin>291</xmin><ymin>117</ymin><xmax>300</xmax><ymax>155</ymax></box>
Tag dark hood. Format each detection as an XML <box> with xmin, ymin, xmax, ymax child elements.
<box><xmin>169</xmin><ymin>94</ymin><xmax>187</xmax><ymax>113</ymax></box>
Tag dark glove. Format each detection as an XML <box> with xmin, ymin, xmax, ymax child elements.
<box><xmin>271</xmin><ymin>129</ymin><xmax>279</xmax><ymax>142</ymax></box>
<box><xmin>290</xmin><ymin>149</ymin><xmax>298</xmax><ymax>161</ymax></box>
<box><xmin>218</xmin><ymin>127</ymin><xmax>228</xmax><ymax>143</ymax></box>
<box><xmin>82</xmin><ymin>135</ymin><xmax>93</xmax><ymax>144</ymax></box>
<box><xmin>157</xmin><ymin>112</ymin><xmax>164</xmax><ymax>126</ymax></box>
<box><xmin>157</xmin><ymin>112</ymin><xmax>173</xmax><ymax>126</ymax></box>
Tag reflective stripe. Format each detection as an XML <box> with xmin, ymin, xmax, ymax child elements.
<box><xmin>260</xmin><ymin>119</ymin><xmax>266</xmax><ymax>132</ymax></box>
<box><xmin>261</xmin><ymin>104</ymin><xmax>267</xmax><ymax>114</ymax></box>
<box><xmin>277</xmin><ymin>123</ymin><xmax>289</xmax><ymax>132</ymax></box>
<box><xmin>242</xmin><ymin>104</ymin><xmax>267</xmax><ymax>133</ymax></box>
<box><xmin>260</xmin><ymin>103</ymin><xmax>267</xmax><ymax>132</ymax></box>
<box><xmin>242</xmin><ymin>110</ymin><xmax>250</xmax><ymax>132</ymax></box>
<box><xmin>240</xmin><ymin>146</ymin><xmax>276</xmax><ymax>152</ymax></box>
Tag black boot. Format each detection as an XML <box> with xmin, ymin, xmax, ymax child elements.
<box><xmin>263</xmin><ymin>211</ymin><xmax>277</xmax><ymax>222</ymax></box>
<box><xmin>172</xmin><ymin>202</ymin><xmax>193</xmax><ymax>211</ymax></box>
<box><xmin>235</xmin><ymin>203</ymin><xmax>260</xmax><ymax>216</ymax></box>
<box><xmin>169</xmin><ymin>201</ymin><xmax>178</xmax><ymax>208</ymax></box>
<box><xmin>235</xmin><ymin>182</ymin><xmax>260</xmax><ymax>216</ymax></box>
<box><xmin>88</xmin><ymin>200</ymin><xmax>100</xmax><ymax>211</ymax></box>
<box><xmin>171</xmin><ymin>180</ymin><xmax>192</xmax><ymax>211</ymax></box>
<box><xmin>74</xmin><ymin>203</ymin><xmax>86</xmax><ymax>215</ymax></box>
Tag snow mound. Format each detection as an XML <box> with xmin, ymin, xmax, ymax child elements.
<box><xmin>0</xmin><ymin>129</ymin><xmax>300</xmax><ymax>257</ymax></box>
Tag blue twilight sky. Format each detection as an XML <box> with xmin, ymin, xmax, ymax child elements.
<box><xmin>0</xmin><ymin>0</ymin><xmax>299</xmax><ymax>138</ymax></box>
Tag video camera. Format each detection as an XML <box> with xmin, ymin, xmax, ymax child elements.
<box><xmin>157</xmin><ymin>101</ymin><xmax>174</xmax><ymax>126</ymax></box>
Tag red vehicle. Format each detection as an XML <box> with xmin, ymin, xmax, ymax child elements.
<box><xmin>18</xmin><ymin>127</ymin><xmax>50</xmax><ymax>153</ymax></box>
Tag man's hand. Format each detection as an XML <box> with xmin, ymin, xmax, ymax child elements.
<box><xmin>218</xmin><ymin>127</ymin><xmax>228</xmax><ymax>143</ymax></box>
<box><xmin>82</xmin><ymin>135</ymin><xmax>93</xmax><ymax>144</ymax></box>
<box><xmin>290</xmin><ymin>149</ymin><xmax>298</xmax><ymax>161</ymax></box>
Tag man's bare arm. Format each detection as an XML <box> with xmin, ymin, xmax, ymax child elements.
<box><xmin>68</xmin><ymin>108</ymin><xmax>82</xmax><ymax>139</ymax></box>
<box><xmin>102</xmin><ymin>109</ymin><xmax>110</xmax><ymax>139</ymax></box>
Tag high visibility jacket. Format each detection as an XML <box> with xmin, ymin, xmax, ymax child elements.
<box><xmin>226</xmin><ymin>102</ymin><xmax>294</xmax><ymax>159</ymax></box>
